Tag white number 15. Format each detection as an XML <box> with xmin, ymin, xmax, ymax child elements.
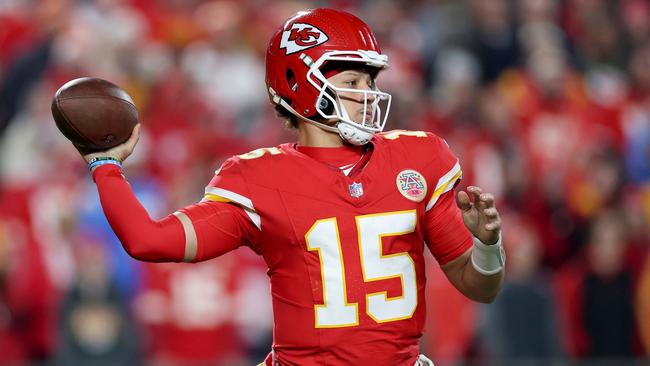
<box><xmin>305</xmin><ymin>210</ymin><xmax>418</xmax><ymax>328</ymax></box>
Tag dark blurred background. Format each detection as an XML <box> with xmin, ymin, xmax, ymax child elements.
<box><xmin>0</xmin><ymin>0</ymin><xmax>649</xmax><ymax>365</ymax></box>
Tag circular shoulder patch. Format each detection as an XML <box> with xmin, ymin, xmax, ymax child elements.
<box><xmin>396</xmin><ymin>169</ymin><xmax>428</xmax><ymax>202</ymax></box>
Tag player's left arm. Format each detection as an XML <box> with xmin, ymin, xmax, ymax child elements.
<box><xmin>440</xmin><ymin>186</ymin><xmax>504</xmax><ymax>303</ymax></box>
<box><xmin>417</xmin><ymin>132</ymin><xmax>504</xmax><ymax>302</ymax></box>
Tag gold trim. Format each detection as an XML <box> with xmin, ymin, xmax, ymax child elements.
<box><xmin>305</xmin><ymin>218</ymin><xmax>359</xmax><ymax>328</ymax></box>
<box><xmin>427</xmin><ymin>169</ymin><xmax>462</xmax><ymax>207</ymax></box>
<box><xmin>203</xmin><ymin>193</ymin><xmax>231</xmax><ymax>202</ymax></box>
<box><xmin>173</xmin><ymin>211</ymin><xmax>198</xmax><ymax>262</ymax></box>
<box><xmin>356</xmin><ymin>210</ymin><xmax>418</xmax><ymax>323</ymax></box>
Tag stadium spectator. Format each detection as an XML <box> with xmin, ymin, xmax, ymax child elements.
<box><xmin>482</xmin><ymin>218</ymin><xmax>564</xmax><ymax>365</ymax></box>
<box><xmin>581</xmin><ymin>210</ymin><xmax>636</xmax><ymax>359</ymax></box>
<box><xmin>55</xmin><ymin>237</ymin><xmax>143</xmax><ymax>366</ymax></box>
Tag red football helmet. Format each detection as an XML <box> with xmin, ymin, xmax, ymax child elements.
<box><xmin>266</xmin><ymin>8</ymin><xmax>392</xmax><ymax>145</ymax></box>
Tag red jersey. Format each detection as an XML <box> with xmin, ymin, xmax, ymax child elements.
<box><xmin>204</xmin><ymin>130</ymin><xmax>472</xmax><ymax>366</ymax></box>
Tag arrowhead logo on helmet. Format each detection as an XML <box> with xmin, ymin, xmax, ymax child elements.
<box><xmin>280</xmin><ymin>23</ymin><xmax>329</xmax><ymax>55</ymax></box>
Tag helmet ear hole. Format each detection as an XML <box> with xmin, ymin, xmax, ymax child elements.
<box><xmin>317</xmin><ymin>97</ymin><xmax>331</xmax><ymax>113</ymax></box>
<box><xmin>285</xmin><ymin>68</ymin><xmax>298</xmax><ymax>92</ymax></box>
<box><xmin>317</xmin><ymin>87</ymin><xmax>336</xmax><ymax>116</ymax></box>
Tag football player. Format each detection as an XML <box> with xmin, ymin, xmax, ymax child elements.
<box><xmin>82</xmin><ymin>8</ymin><xmax>505</xmax><ymax>366</ymax></box>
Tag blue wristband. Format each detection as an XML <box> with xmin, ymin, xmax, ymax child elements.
<box><xmin>88</xmin><ymin>157</ymin><xmax>122</xmax><ymax>172</ymax></box>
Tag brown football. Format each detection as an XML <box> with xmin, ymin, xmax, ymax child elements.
<box><xmin>51</xmin><ymin>77</ymin><xmax>138</xmax><ymax>154</ymax></box>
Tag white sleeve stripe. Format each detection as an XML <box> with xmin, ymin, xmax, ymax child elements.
<box><xmin>204</xmin><ymin>186</ymin><xmax>254</xmax><ymax>209</ymax></box>
<box><xmin>243</xmin><ymin>208</ymin><xmax>261</xmax><ymax>230</ymax></box>
<box><xmin>435</xmin><ymin>161</ymin><xmax>461</xmax><ymax>192</ymax></box>
<box><xmin>173</xmin><ymin>211</ymin><xmax>198</xmax><ymax>262</ymax></box>
<box><xmin>425</xmin><ymin>173</ymin><xmax>461</xmax><ymax>211</ymax></box>
<box><xmin>425</xmin><ymin>161</ymin><xmax>462</xmax><ymax>211</ymax></box>
<box><xmin>203</xmin><ymin>186</ymin><xmax>261</xmax><ymax>230</ymax></box>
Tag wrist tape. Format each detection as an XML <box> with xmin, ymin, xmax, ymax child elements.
<box><xmin>470</xmin><ymin>233</ymin><xmax>505</xmax><ymax>276</ymax></box>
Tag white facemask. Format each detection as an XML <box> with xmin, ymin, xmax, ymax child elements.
<box><xmin>268</xmin><ymin>50</ymin><xmax>392</xmax><ymax>146</ymax></box>
<box><xmin>305</xmin><ymin>50</ymin><xmax>391</xmax><ymax>145</ymax></box>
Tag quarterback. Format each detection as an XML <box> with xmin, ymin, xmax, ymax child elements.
<box><xmin>81</xmin><ymin>8</ymin><xmax>505</xmax><ymax>366</ymax></box>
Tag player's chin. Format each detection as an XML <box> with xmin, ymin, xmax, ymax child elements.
<box><xmin>353</xmin><ymin>113</ymin><xmax>374</xmax><ymax>127</ymax></box>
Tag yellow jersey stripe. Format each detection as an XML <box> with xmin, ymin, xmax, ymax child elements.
<box><xmin>203</xmin><ymin>193</ymin><xmax>231</xmax><ymax>202</ymax></box>
<box><xmin>202</xmin><ymin>186</ymin><xmax>261</xmax><ymax>230</ymax></box>
<box><xmin>426</xmin><ymin>168</ymin><xmax>462</xmax><ymax>211</ymax></box>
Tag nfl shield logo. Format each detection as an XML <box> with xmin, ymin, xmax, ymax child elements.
<box><xmin>348</xmin><ymin>182</ymin><xmax>364</xmax><ymax>198</ymax></box>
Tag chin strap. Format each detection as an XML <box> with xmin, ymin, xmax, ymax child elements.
<box><xmin>270</xmin><ymin>87</ymin><xmax>373</xmax><ymax>146</ymax></box>
<box><xmin>337</xmin><ymin>122</ymin><xmax>373</xmax><ymax>146</ymax></box>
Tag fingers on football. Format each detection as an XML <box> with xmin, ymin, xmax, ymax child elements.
<box><xmin>120</xmin><ymin>124</ymin><xmax>140</xmax><ymax>156</ymax></box>
<box><xmin>127</xmin><ymin>124</ymin><xmax>141</xmax><ymax>146</ymax></box>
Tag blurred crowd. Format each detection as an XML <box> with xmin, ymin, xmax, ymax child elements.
<box><xmin>1</xmin><ymin>0</ymin><xmax>649</xmax><ymax>365</ymax></box>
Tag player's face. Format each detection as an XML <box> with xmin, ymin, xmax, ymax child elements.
<box><xmin>327</xmin><ymin>70</ymin><xmax>377</xmax><ymax>126</ymax></box>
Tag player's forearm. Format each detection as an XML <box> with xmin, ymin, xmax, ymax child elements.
<box><xmin>460</xmin><ymin>255</ymin><xmax>504</xmax><ymax>303</ymax></box>
<box><xmin>92</xmin><ymin>164</ymin><xmax>186</xmax><ymax>262</ymax></box>
<box><xmin>463</xmin><ymin>234</ymin><xmax>505</xmax><ymax>302</ymax></box>
<box><xmin>442</xmin><ymin>249</ymin><xmax>504</xmax><ymax>303</ymax></box>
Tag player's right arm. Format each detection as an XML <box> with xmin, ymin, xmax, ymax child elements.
<box><xmin>82</xmin><ymin>124</ymin><xmax>259</xmax><ymax>262</ymax></box>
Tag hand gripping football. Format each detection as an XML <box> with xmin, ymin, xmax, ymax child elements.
<box><xmin>51</xmin><ymin>77</ymin><xmax>138</xmax><ymax>154</ymax></box>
